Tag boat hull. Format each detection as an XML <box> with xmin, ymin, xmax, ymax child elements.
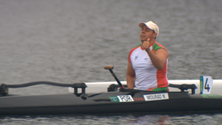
<box><xmin>1</xmin><ymin>91</ymin><xmax>222</xmax><ymax>115</ymax></box>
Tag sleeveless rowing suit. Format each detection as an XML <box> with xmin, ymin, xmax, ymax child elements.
<box><xmin>128</xmin><ymin>41</ymin><xmax>168</xmax><ymax>91</ymax></box>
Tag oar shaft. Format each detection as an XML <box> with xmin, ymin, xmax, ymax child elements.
<box><xmin>105</xmin><ymin>66</ymin><xmax>124</xmax><ymax>89</ymax></box>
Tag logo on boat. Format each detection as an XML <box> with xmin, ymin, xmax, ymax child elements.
<box><xmin>109</xmin><ymin>95</ymin><xmax>134</xmax><ymax>102</ymax></box>
<box><xmin>143</xmin><ymin>93</ymin><xmax>169</xmax><ymax>101</ymax></box>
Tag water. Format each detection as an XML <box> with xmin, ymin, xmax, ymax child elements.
<box><xmin>0</xmin><ymin>0</ymin><xmax>222</xmax><ymax>124</ymax></box>
<box><xmin>1</xmin><ymin>114</ymin><xmax>222</xmax><ymax>125</ymax></box>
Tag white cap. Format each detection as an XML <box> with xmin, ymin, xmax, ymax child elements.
<box><xmin>139</xmin><ymin>21</ymin><xmax>159</xmax><ymax>36</ymax></box>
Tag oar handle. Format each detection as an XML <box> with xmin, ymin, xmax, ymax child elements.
<box><xmin>104</xmin><ymin>66</ymin><xmax>124</xmax><ymax>89</ymax></box>
<box><xmin>104</xmin><ymin>65</ymin><xmax>114</xmax><ymax>69</ymax></box>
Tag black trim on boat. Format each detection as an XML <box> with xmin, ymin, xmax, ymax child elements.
<box><xmin>169</xmin><ymin>84</ymin><xmax>197</xmax><ymax>94</ymax></box>
<box><xmin>0</xmin><ymin>82</ymin><xmax>87</xmax><ymax>96</ymax></box>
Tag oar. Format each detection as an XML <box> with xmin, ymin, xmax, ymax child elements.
<box><xmin>104</xmin><ymin>65</ymin><xmax>125</xmax><ymax>89</ymax></box>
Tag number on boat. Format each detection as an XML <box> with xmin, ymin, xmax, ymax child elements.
<box><xmin>204</xmin><ymin>78</ymin><xmax>210</xmax><ymax>92</ymax></box>
<box><xmin>200</xmin><ymin>76</ymin><xmax>213</xmax><ymax>94</ymax></box>
<box><xmin>143</xmin><ymin>93</ymin><xmax>169</xmax><ymax>101</ymax></box>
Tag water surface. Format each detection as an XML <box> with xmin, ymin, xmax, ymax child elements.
<box><xmin>0</xmin><ymin>0</ymin><xmax>222</xmax><ymax>124</ymax></box>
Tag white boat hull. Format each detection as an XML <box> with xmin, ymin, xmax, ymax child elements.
<box><xmin>69</xmin><ymin>79</ymin><xmax>222</xmax><ymax>94</ymax></box>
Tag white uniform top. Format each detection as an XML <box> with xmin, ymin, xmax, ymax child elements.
<box><xmin>128</xmin><ymin>42</ymin><xmax>168</xmax><ymax>90</ymax></box>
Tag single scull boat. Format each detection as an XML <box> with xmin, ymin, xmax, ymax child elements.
<box><xmin>0</xmin><ymin>66</ymin><xmax>222</xmax><ymax>116</ymax></box>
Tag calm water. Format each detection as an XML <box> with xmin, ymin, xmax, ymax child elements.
<box><xmin>0</xmin><ymin>0</ymin><xmax>222</xmax><ymax>124</ymax></box>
